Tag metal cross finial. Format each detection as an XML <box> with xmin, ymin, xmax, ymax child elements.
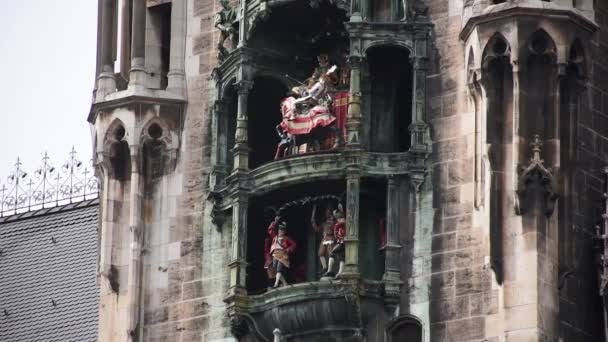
<box><xmin>0</xmin><ymin>150</ymin><xmax>99</xmax><ymax>217</ymax></box>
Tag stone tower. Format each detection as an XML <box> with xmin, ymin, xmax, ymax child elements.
<box><xmin>89</xmin><ymin>0</ymin><xmax>608</xmax><ymax>341</ymax></box>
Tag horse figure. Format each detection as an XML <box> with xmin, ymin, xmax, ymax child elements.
<box><xmin>274</xmin><ymin>66</ymin><xmax>341</xmax><ymax>159</ymax></box>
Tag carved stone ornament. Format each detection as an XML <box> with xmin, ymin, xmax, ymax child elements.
<box><xmin>229</xmin><ymin>314</ymin><xmax>249</xmax><ymax>338</ymax></box>
<box><xmin>515</xmin><ymin>134</ymin><xmax>559</xmax><ymax>216</ymax></box>
<box><xmin>208</xmin><ymin>191</ymin><xmax>226</xmax><ymax>232</ymax></box>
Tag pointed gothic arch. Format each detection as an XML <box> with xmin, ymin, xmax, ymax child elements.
<box><xmin>103</xmin><ymin>119</ymin><xmax>132</xmax><ymax>181</ymax></box>
<box><xmin>481</xmin><ymin>33</ymin><xmax>513</xmax><ymax>284</ymax></box>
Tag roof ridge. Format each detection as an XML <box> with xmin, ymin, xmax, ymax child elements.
<box><xmin>0</xmin><ymin>198</ymin><xmax>99</xmax><ymax>224</ymax></box>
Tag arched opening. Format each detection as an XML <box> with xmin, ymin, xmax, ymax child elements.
<box><xmin>248</xmin><ymin>2</ymin><xmax>348</xmax><ymax>76</ymax></box>
<box><xmin>520</xmin><ymin>30</ymin><xmax>558</xmax><ymax>163</ymax></box>
<box><xmin>387</xmin><ymin>316</ymin><xmax>423</xmax><ymax>342</ymax></box>
<box><xmin>248</xmin><ymin>77</ymin><xmax>289</xmax><ymax>169</ymax></box>
<box><xmin>244</xmin><ymin>2</ymin><xmax>349</xmax><ymax>165</ymax></box>
<box><xmin>109</xmin><ymin>125</ymin><xmax>131</xmax><ymax>181</ymax></box>
<box><xmin>482</xmin><ymin>34</ymin><xmax>513</xmax><ymax>284</ymax></box>
<box><xmin>558</xmin><ymin>39</ymin><xmax>588</xmax><ymax>324</ymax></box>
<box><xmin>365</xmin><ymin>45</ymin><xmax>412</xmax><ymax>153</ymax></box>
<box><xmin>245</xmin><ymin>178</ymin><xmax>386</xmax><ymax>293</ymax></box>
<box><xmin>246</xmin><ymin>180</ymin><xmax>346</xmax><ymax>293</ymax></box>
<box><xmin>142</xmin><ymin>122</ymin><xmax>169</xmax><ymax>182</ymax></box>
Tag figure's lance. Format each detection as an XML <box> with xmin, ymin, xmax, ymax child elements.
<box><xmin>284</xmin><ymin>74</ymin><xmax>307</xmax><ymax>87</ymax></box>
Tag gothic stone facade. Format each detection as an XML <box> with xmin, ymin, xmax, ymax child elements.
<box><xmin>89</xmin><ymin>0</ymin><xmax>607</xmax><ymax>341</ymax></box>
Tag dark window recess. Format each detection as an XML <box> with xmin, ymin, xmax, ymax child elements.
<box><xmin>246</xmin><ymin>181</ymin><xmax>346</xmax><ymax>294</ymax></box>
<box><xmin>390</xmin><ymin>320</ymin><xmax>422</xmax><ymax>342</ymax></box>
<box><xmin>225</xmin><ymin>86</ymin><xmax>238</xmax><ymax>172</ymax></box>
<box><xmin>483</xmin><ymin>35</ymin><xmax>512</xmax><ymax>284</ymax></box>
<box><xmin>110</xmin><ymin>126</ymin><xmax>131</xmax><ymax>181</ymax></box>
<box><xmin>359</xmin><ymin>178</ymin><xmax>386</xmax><ymax>280</ymax></box>
<box><xmin>248</xmin><ymin>77</ymin><xmax>288</xmax><ymax>169</ymax></box>
<box><xmin>142</xmin><ymin>123</ymin><xmax>168</xmax><ymax>181</ymax></box>
<box><xmin>148</xmin><ymin>3</ymin><xmax>172</xmax><ymax>89</ymax></box>
<box><xmin>367</xmin><ymin>46</ymin><xmax>412</xmax><ymax>153</ymax></box>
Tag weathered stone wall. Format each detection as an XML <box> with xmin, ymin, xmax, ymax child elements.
<box><xmin>426</xmin><ymin>1</ymin><xmax>495</xmax><ymax>341</ymax></box>
<box><xmin>142</xmin><ymin>0</ymin><xmax>233</xmax><ymax>341</ymax></box>
<box><xmin>557</xmin><ymin>2</ymin><xmax>608</xmax><ymax>340</ymax></box>
<box><xmin>425</xmin><ymin>1</ymin><xmax>607</xmax><ymax>341</ymax></box>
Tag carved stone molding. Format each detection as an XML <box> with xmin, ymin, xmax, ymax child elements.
<box><xmin>515</xmin><ymin>134</ymin><xmax>559</xmax><ymax>216</ymax></box>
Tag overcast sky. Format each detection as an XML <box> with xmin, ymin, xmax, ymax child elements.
<box><xmin>0</xmin><ymin>1</ymin><xmax>97</xmax><ymax>183</ymax></box>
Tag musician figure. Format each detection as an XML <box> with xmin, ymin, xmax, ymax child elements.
<box><xmin>311</xmin><ymin>204</ymin><xmax>336</xmax><ymax>275</ymax></box>
<box><xmin>324</xmin><ymin>204</ymin><xmax>346</xmax><ymax>278</ymax></box>
<box><xmin>267</xmin><ymin>218</ymin><xmax>297</xmax><ymax>288</ymax></box>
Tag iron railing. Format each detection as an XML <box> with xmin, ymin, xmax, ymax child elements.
<box><xmin>0</xmin><ymin>148</ymin><xmax>99</xmax><ymax>217</ymax></box>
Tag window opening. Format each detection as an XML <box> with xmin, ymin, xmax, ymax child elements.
<box><xmin>366</xmin><ymin>46</ymin><xmax>412</xmax><ymax>153</ymax></box>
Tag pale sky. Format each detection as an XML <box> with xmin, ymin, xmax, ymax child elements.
<box><xmin>0</xmin><ymin>1</ymin><xmax>97</xmax><ymax>182</ymax></box>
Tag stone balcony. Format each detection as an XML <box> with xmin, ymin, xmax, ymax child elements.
<box><xmin>227</xmin><ymin>279</ymin><xmax>385</xmax><ymax>341</ymax></box>
<box><xmin>215</xmin><ymin>150</ymin><xmax>414</xmax><ymax>198</ymax></box>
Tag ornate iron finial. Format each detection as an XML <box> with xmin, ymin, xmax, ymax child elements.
<box><xmin>0</xmin><ymin>150</ymin><xmax>99</xmax><ymax>217</ymax></box>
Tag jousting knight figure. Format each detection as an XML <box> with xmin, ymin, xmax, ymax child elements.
<box><xmin>267</xmin><ymin>218</ymin><xmax>297</xmax><ymax>288</ymax></box>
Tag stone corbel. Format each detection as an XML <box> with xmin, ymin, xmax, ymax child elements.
<box><xmin>408</xmin><ymin>172</ymin><xmax>425</xmax><ymax>193</ymax></box>
<box><xmin>208</xmin><ymin>191</ymin><xmax>226</xmax><ymax>232</ymax></box>
<box><xmin>515</xmin><ymin>134</ymin><xmax>559</xmax><ymax>216</ymax></box>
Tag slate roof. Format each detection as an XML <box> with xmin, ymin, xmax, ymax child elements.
<box><xmin>0</xmin><ymin>199</ymin><xmax>100</xmax><ymax>342</ymax></box>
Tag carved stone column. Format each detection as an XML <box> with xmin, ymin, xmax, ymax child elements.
<box><xmin>167</xmin><ymin>0</ymin><xmax>186</xmax><ymax>93</ymax></box>
<box><xmin>237</xmin><ymin>0</ymin><xmax>248</xmax><ymax>47</ymax></box>
<box><xmin>232</xmin><ymin>80</ymin><xmax>253</xmax><ymax>172</ymax></box>
<box><xmin>346</xmin><ymin>56</ymin><xmax>362</xmax><ymax>148</ymax></box>
<box><xmin>119</xmin><ymin>0</ymin><xmax>132</xmax><ymax>82</ymax></box>
<box><xmin>129</xmin><ymin>0</ymin><xmax>146</xmax><ymax>88</ymax></box>
<box><xmin>383</xmin><ymin>176</ymin><xmax>402</xmax><ymax>298</ymax></box>
<box><xmin>343</xmin><ymin>168</ymin><xmax>361</xmax><ymax>277</ymax></box>
<box><xmin>351</xmin><ymin>0</ymin><xmax>362</xmax><ymax>22</ymax></box>
<box><xmin>126</xmin><ymin>148</ymin><xmax>144</xmax><ymax>341</ymax></box>
<box><xmin>229</xmin><ymin>194</ymin><xmax>249</xmax><ymax>291</ymax></box>
<box><xmin>511</xmin><ymin>63</ymin><xmax>521</xmax><ymax>212</ymax></box>
<box><xmin>96</xmin><ymin>0</ymin><xmax>117</xmax><ymax>101</ymax></box>
<box><xmin>210</xmin><ymin>100</ymin><xmax>228</xmax><ymax>190</ymax></box>
<box><xmin>409</xmin><ymin>56</ymin><xmax>429</xmax><ymax>153</ymax></box>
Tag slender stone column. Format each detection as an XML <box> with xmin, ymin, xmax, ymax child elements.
<box><xmin>210</xmin><ymin>100</ymin><xmax>228</xmax><ymax>189</ymax></box>
<box><xmin>343</xmin><ymin>170</ymin><xmax>360</xmax><ymax>276</ymax></box>
<box><xmin>126</xmin><ymin>148</ymin><xmax>144</xmax><ymax>341</ymax></box>
<box><xmin>119</xmin><ymin>0</ymin><xmax>132</xmax><ymax>81</ymax></box>
<box><xmin>383</xmin><ymin>176</ymin><xmax>402</xmax><ymax>296</ymax></box>
<box><xmin>346</xmin><ymin>56</ymin><xmax>362</xmax><ymax>148</ymax></box>
<box><xmin>167</xmin><ymin>0</ymin><xmax>186</xmax><ymax>93</ymax></box>
<box><xmin>511</xmin><ymin>63</ymin><xmax>521</xmax><ymax>213</ymax></box>
<box><xmin>237</xmin><ymin>0</ymin><xmax>248</xmax><ymax>47</ymax></box>
<box><xmin>96</xmin><ymin>0</ymin><xmax>117</xmax><ymax>101</ymax></box>
<box><xmin>229</xmin><ymin>194</ymin><xmax>248</xmax><ymax>290</ymax></box>
<box><xmin>409</xmin><ymin>56</ymin><xmax>429</xmax><ymax>152</ymax></box>
<box><xmin>232</xmin><ymin>80</ymin><xmax>253</xmax><ymax>171</ymax></box>
<box><xmin>129</xmin><ymin>0</ymin><xmax>146</xmax><ymax>88</ymax></box>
